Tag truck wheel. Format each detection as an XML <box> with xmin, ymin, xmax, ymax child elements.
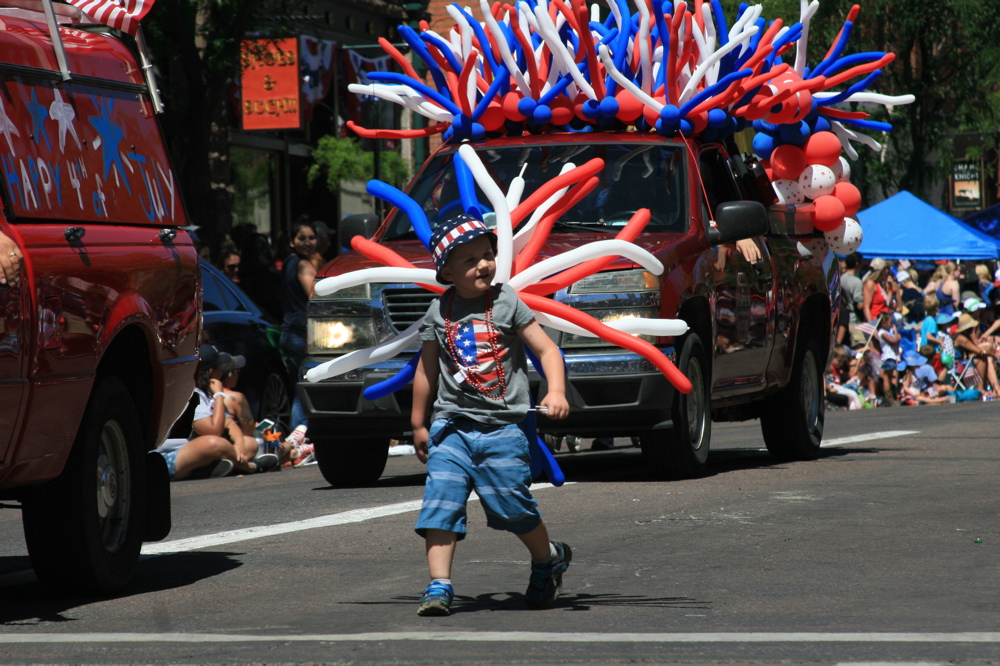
<box><xmin>760</xmin><ymin>336</ymin><xmax>824</xmax><ymax>461</ymax></box>
<box><xmin>640</xmin><ymin>335</ymin><xmax>711</xmax><ymax>479</ymax></box>
<box><xmin>314</xmin><ymin>438</ymin><xmax>390</xmax><ymax>487</ymax></box>
<box><xmin>22</xmin><ymin>376</ymin><xmax>147</xmax><ymax>595</ymax></box>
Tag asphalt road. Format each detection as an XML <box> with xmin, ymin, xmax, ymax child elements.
<box><xmin>0</xmin><ymin>402</ymin><xmax>998</xmax><ymax>665</ymax></box>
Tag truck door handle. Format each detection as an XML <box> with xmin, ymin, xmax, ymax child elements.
<box><xmin>64</xmin><ymin>226</ymin><xmax>85</xmax><ymax>242</ymax></box>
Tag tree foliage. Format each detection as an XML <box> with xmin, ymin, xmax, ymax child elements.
<box><xmin>308</xmin><ymin>135</ymin><xmax>410</xmax><ymax>192</ymax></box>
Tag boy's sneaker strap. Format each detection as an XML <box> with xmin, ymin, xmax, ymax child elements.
<box><xmin>417</xmin><ymin>581</ymin><xmax>454</xmax><ymax>616</ymax></box>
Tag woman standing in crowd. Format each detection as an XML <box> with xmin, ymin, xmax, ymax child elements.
<box><xmin>862</xmin><ymin>258</ymin><xmax>896</xmax><ymax>323</ymax></box>
<box><xmin>281</xmin><ymin>219</ymin><xmax>318</xmax><ymax>428</ymax></box>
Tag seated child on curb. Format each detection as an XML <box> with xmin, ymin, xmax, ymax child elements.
<box><xmin>411</xmin><ymin>215</ymin><xmax>572</xmax><ymax>617</ymax></box>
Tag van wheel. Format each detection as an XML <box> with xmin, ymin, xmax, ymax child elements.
<box><xmin>640</xmin><ymin>335</ymin><xmax>711</xmax><ymax>479</ymax></box>
<box><xmin>22</xmin><ymin>376</ymin><xmax>146</xmax><ymax>595</ymax></box>
<box><xmin>314</xmin><ymin>438</ymin><xmax>389</xmax><ymax>487</ymax></box>
<box><xmin>760</xmin><ymin>336</ymin><xmax>824</xmax><ymax>461</ymax></box>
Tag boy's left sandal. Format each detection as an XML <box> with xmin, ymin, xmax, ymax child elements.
<box><xmin>417</xmin><ymin>581</ymin><xmax>454</xmax><ymax>616</ymax></box>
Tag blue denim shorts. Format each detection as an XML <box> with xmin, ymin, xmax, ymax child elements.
<box><xmin>160</xmin><ymin>450</ymin><xmax>178</xmax><ymax>481</ymax></box>
<box><xmin>415</xmin><ymin>418</ymin><xmax>542</xmax><ymax>539</ymax></box>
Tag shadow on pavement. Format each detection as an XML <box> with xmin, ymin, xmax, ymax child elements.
<box><xmin>0</xmin><ymin>551</ymin><xmax>243</xmax><ymax>626</ymax></box>
<box><xmin>346</xmin><ymin>591</ymin><xmax>712</xmax><ymax>614</ymax></box>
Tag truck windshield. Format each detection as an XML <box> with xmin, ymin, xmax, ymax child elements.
<box><xmin>383</xmin><ymin>142</ymin><xmax>687</xmax><ymax>240</ymax></box>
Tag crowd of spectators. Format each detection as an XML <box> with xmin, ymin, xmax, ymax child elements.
<box><xmin>830</xmin><ymin>254</ymin><xmax>1000</xmax><ymax>409</ymax></box>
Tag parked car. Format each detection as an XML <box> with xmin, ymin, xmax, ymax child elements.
<box><xmin>200</xmin><ymin>260</ymin><xmax>292</xmax><ymax>429</ymax></box>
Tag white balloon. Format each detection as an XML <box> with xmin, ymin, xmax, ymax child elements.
<box><xmin>306</xmin><ymin>319</ymin><xmax>423</xmax><ymax>382</ymax></box>
<box><xmin>798</xmin><ymin>164</ymin><xmax>837</xmax><ymax>199</ymax></box>
<box><xmin>314</xmin><ymin>267</ymin><xmax>439</xmax><ymax>296</ymax></box>
<box><xmin>830</xmin><ymin>156</ymin><xmax>851</xmax><ymax>183</ymax></box>
<box><xmin>508</xmin><ymin>239</ymin><xmax>664</xmax><ymax>290</ymax></box>
<box><xmin>825</xmin><ymin>216</ymin><xmax>863</xmax><ymax>254</ymax></box>
<box><xmin>533</xmin><ymin>311</ymin><xmax>688</xmax><ymax>337</ymax></box>
<box><xmin>772</xmin><ymin>178</ymin><xmax>804</xmax><ymax>205</ymax></box>
<box><xmin>803</xmin><ymin>237</ymin><xmax>829</xmax><ymax>259</ymax></box>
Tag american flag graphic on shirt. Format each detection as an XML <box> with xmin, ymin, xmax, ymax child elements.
<box><xmin>450</xmin><ymin>320</ymin><xmax>507</xmax><ymax>388</ymax></box>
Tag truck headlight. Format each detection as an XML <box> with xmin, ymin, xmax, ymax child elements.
<box><xmin>308</xmin><ymin>317</ymin><xmax>378</xmax><ymax>354</ymax></box>
<box><xmin>560</xmin><ymin>308</ymin><xmax>659</xmax><ymax>347</ymax></box>
<box><xmin>569</xmin><ymin>270</ymin><xmax>659</xmax><ymax>294</ymax></box>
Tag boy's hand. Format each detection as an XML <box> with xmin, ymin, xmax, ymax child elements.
<box><xmin>539</xmin><ymin>392</ymin><xmax>570</xmax><ymax>420</ymax></box>
<box><xmin>413</xmin><ymin>426</ymin><xmax>430</xmax><ymax>464</ymax></box>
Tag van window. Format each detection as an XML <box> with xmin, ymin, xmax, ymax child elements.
<box><xmin>697</xmin><ymin>148</ymin><xmax>742</xmax><ymax>222</ymax></box>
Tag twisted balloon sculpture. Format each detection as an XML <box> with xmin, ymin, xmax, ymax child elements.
<box><xmin>346</xmin><ymin>0</ymin><xmax>913</xmax><ymax>253</ymax></box>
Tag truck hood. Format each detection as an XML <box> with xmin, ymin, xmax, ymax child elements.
<box><xmin>318</xmin><ymin>232</ymin><xmax>685</xmax><ymax>281</ymax></box>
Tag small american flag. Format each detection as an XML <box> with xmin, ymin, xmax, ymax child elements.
<box><xmin>66</xmin><ymin>0</ymin><xmax>155</xmax><ymax>36</ymax></box>
<box><xmin>450</xmin><ymin>320</ymin><xmax>506</xmax><ymax>387</ymax></box>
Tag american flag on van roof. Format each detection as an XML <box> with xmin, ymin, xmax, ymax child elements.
<box><xmin>65</xmin><ymin>0</ymin><xmax>154</xmax><ymax>36</ymax></box>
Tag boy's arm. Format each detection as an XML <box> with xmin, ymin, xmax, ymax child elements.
<box><xmin>411</xmin><ymin>339</ymin><xmax>440</xmax><ymax>464</ymax></box>
<box><xmin>517</xmin><ymin>319</ymin><xmax>570</xmax><ymax>420</ymax></box>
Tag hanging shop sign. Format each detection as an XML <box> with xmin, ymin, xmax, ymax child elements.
<box><xmin>951</xmin><ymin>160</ymin><xmax>982</xmax><ymax>210</ymax></box>
<box><xmin>241</xmin><ymin>38</ymin><xmax>301</xmax><ymax>130</ymax></box>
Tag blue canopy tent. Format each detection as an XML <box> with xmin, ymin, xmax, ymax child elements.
<box><xmin>962</xmin><ymin>201</ymin><xmax>1000</xmax><ymax>239</ymax></box>
<box><xmin>856</xmin><ymin>190</ymin><xmax>1000</xmax><ymax>260</ymax></box>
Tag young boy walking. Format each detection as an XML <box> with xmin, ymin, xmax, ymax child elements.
<box><xmin>411</xmin><ymin>214</ymin><xmax>572</xmax><ymax>616</ymax></box>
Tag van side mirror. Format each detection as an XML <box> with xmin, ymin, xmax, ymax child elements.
<box><xmin>339</xmin><ymin>214</ymin><xmax>381</xmax><ymax>252</ymax></box>
<box><xmin>707</xmin><ymin>201</ymin><xmax>770</xmax><ymax>246</ymax></box>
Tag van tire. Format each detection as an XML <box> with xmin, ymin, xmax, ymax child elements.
<box><xmin>760</xmin><ymin>336</ymin><xmax>824</xmax><ymax>461</ymax></box>
<box><xmin>314</xmin><ymin>438</ymin><xmax>390</xmax><ymax>487</ymax></box>
<box><xmin>640</xmin><ymin>335</ymin><xmax>711</xmax><ymax>479</ymax></box>
<box><xmin>22</xmin><ymin>376</ymin><xmax>147</xmax><ymax>595</ymax></box>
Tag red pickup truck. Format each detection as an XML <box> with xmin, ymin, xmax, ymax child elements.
<box><xmin>299</xmin><ymin>132</ymin><xmax>837</xmax><ymax>487</ymax></box>
<box><xmin>0</xmin><ymin>4</ymin><xmax>199</xmax><ymax>594</ymax></box>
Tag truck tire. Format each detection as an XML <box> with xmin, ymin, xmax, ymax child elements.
<box><xmin>314</xmin><ymin>438</ymin><xmax>390</xmax><ymax>488</ymax></box>
<box><xmin>640</xmin><ymin>335</ymin><xmax>711</xmax><ymax>479</ymax></box>
<box><xmin>760</xmin><ymin>336</ymin><xmax>824</xmax><ymax>461</ymax></box>
<box><xmin>22</xmin><ymin>376</ymin><xmax>147</xmax><ymax>595</ymax></box>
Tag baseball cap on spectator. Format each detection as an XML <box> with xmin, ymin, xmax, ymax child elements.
<box><xmin>230</xmin><ymin>355</ymin><xmax>247</xmax><ymax>370</ymax></box>
<box><xmin>896</xmin><ymin>269</ymin><xmax>914</xmax><ymax>284</ymax></box>
<box><xmin>869</xmin><ymin>258</ymin><xmax>887</xmax><ymax>272</ymax></box>
<box><xmin>902</xmin><ymin>352</ymin><xmax>927</xmax><ymax>367</ymax></box>
<box><xmin>963</xmin><ymin>297</ymin><xmax>986</xmax><ymax>312</ymax></box>
<box><xmin>198</xmin><ymin>344</ymin><xmax>232</xmax><ymax>369</ymax></box>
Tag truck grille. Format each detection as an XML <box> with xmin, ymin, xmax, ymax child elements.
<box><xmin>383</xmin><ymin>287</ymin><xmax>437</xmax><ymax>333</ymax></box>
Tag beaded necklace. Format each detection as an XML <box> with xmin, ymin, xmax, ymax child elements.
<box><xmin>443</xmin><ymin>287</ymin><xmax>508</xmax><ymax>400</ymax></box>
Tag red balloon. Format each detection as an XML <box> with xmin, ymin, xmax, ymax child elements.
<box><xmin>833</xmin><ymin>181</ymin><xmax>862</xmax><ymax>216</ymax></box>
<box><xmin>572</xmin><ymin>92</ymin><xmax>590</xmax><ymax>121</ymax></box>
<box><xmin>812</xmin><ymin>195</ymin><xmax>846</xmax><ymax>232</ymax></box>
<box><xmin>615</xmin><ymin>90</ymin><xmax>643</xmax><ymax>123</ymax></box>
<box><xmin>689</xmin><ymin>111</ymin><xmax>709</xmax><ymax>134</ymax></box>
<box><xmin>770</xmin><ymin>144</ymin><xmax>807</xmax><ymax>180</ymax></box>
<box><xmin>351</xmin><ymin>237</ymin><xmax>444</xmax><ymax>293</ymax></box>
<box><xmin>520</xmin><ymin>292</ymin><xmax>693</xmax><ymax>394</ymax></box>
<box><xmin>502</xmin><ymin>91</ymin><xmax>526</xmax><ymax>121</ymax></box>
<box><xmin>804</xmin><ymin>131</ymin><xmax>842</xmax><ymax>167</ymax></box>
<box><xmin>549</xmin><ymin>97</ymin><xmax>575</xmax><ymax>125</ymax></box>
<box><xmin>479</xmin><ymin>101</ymin><xmax>506</xmax><ymax>131</ymax></box>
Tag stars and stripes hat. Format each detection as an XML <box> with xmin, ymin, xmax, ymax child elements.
<box><xmin>430</xmin><ymin>214</ymin><xmax>498</xmax><ymax>284</ymax></box>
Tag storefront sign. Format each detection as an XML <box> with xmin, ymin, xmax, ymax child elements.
<box><xmin>951</xmin><ymin>160</ymin><xmax>982</xmax><ymax>210</ymax></box>
<box><xmin>241</xmin><ymin>38</ymin><xmax>301</xmax><ymax>130</ymax></box>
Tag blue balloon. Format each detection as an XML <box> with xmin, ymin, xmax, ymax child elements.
<box><xmin>517</xmin><ymin>97</ymin><xmax>538</xmax><ymax>118</ymax></box>
<box><xmin>581</xmin><ymin>98</ymin><xmax>601</xmax><ymax>119</ymax></box>
<box><xmin>707</xmin><ymin>108</ymin><xmax>728</xmax><ymax>128</ymax></box>
<box><xmin>362</xmin><ymin>353</ymin><xmax>420</xmax><ymax>400</ymax></box>
<box><xmin>812</xmin><ymin>115</ymin><xmax>831</xmax><ymax>133</ymax></box>
<box><xmin>752</xmin><ymin>132</ymin><xmax>777</xmax><ymax>159</ymax></box>
<box><xmin>367</xmin><ymin>180</ymin><xmax>432</xmax><ymax>249</ymax></box>
<box><xmin>660</xmin><ymin>104</ymin><xmax>681</xmax><ymax>123</ymax></box>
<box><xmin>533</xmin><ymin>104</ymin><xmax>553</xmax><ymax>125</ymax></box>
<box><xmin>778</xmin><ymin>120</ymin><xmax>810</xmax><ymax>146</ymax></box>
<box><xmin>599</xmin><ymin>96</ymin><xmax>620</xmax><ymax>118</ymax></box>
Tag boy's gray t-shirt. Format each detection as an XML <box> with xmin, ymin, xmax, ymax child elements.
<box><xmin>419</xmin><ymin>283</ymin><xmax>536</xmax><ymax>425</ymax></box>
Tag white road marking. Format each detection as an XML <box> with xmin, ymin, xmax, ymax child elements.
<box><xmin>0</xmin><ymin>632</ymin><xmax>996</xmax><ymax>644</ymax></box>
<box><xmin>141</xmin><ymin>482</ymin><xmax>565</xmax><ymax>556</ymax></box>
<box><xmin>820</xmin><ymin>430</ymin><xmax>919</xmax><ymax>448</ymax></box>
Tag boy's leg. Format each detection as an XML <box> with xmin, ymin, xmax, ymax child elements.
<box><xmin>425</xmin><ymin>529</ymin><xmax>458</xmax><ymax>579</ymax></box>
<box><xmin>520</xmin><ymin>520</ymin><xmax>572</xmax><ymax>609</ymax></box>
<box><xmin>419</xmin><ymin>529</ymin><xmax>457</xmax><ymax>616</ymax></box>
<box><xmin>515</xmin><ymin>520</ymin><xmax>552</xmax><ymax>560</ymax></box>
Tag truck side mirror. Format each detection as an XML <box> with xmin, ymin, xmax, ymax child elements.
<box><xmin>708</xmin><ymin>201</ymin><xmax>770</xmax><ymax>246</ymax></box>
<box><xmin>339</xmin><ymin>214</ymin><xmax>381</xmax><ymax>252</ymax></box>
